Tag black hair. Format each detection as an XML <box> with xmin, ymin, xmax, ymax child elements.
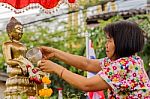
<box><xmin>104</xmin><ymin>20</ymin><xmax>145</xmax><ymax>58</ymax></box>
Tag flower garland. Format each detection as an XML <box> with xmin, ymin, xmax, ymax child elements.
<box><xmin>26</xmin><ymin>63</ymin><xmax>53</xmax><ymax>97</ymax></box>
<box><xmin>39</xmin><ymin>76</ymin><xmax>53</xmax><ymax>97</ymax></box>
<box><xmin>15</xmin><ymin>56</ymin><xmax>53</xmax><ymax>98</ymax></box>
<box><xmin>26</xmin><ymin>64</ymin><xmax>43</xmax><ymax>84</ymax></box>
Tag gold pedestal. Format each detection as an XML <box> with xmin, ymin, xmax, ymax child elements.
<box><xmin>4</xmin><ymin>76</ymin><xmax>36</xmax><ymax>99</ymax></box>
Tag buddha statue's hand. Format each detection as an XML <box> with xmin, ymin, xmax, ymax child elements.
<box><xmin>7</xmin><ymin>59</ymin><xmax>22</xmax><ymax>67</ymax></box>
<box><xmin>15</xmin><ymin>56</ymin><xmax>44</xmax><ymax>84</ymax></box>
<box><xmin>13</xmin><ymin>57</ymin><xmax>28</xmax><ymax>75</ymax></box>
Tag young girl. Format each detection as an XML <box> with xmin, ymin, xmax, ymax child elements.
<box><xmin>38</xmin><ymin>20</ymin><xmax>150</xmax><ymax>98</ymax></box>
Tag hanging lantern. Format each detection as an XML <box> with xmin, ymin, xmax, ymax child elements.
<box><xmin>68</xmin><ymin>0</ymin><xmax>76</xmax><ymax>3</ymax></box>
<box><xmin>0</xmin><ymin>0</ymin><xmax>78</xmax><ymax>14</ymax></box>
<box><xmin>66</xmin><ymin>0</ymin><xmax>78</xmax><ymax>10</ymax></box>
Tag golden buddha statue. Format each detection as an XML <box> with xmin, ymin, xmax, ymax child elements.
<box><xmin>2</xmin><ymin>17</ymin><xmax>36</xmax><ymax>98</ymax></box>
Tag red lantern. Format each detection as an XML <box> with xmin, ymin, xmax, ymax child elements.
<box><xmin>0</xmin><ymin>0</ymin><xmax>77</xmax><ymax>14</ymax></box>
<box><xmin>68</xmin><ymin>0</ymin><xmax>76</xmax><ymax>3</ymax></box>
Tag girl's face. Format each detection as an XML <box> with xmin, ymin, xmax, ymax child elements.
<box><xmin>105</xmin><ymin>34</ymin><xmax>116</xmax><ymax>60</ymax></box>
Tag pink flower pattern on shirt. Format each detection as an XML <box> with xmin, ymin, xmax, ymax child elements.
<box><xmin>98</xmin><ymin>55</ymin><xmax>150</xmax><ymax>99</ymax></box>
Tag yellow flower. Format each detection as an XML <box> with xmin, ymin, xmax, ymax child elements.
<box><xmin>42</xmin><ymin>76</ymin><xmax>51</xmax><ymax>84</ymax></box>
<box><xmin>131</xmin><ymin>83</ymin><xmax>134</xmax><ymax>87</ymax></box>
<box><xmin>120</xmin><ymin>70</ymin><xmax>125</xmax><ymax>75</ymax></box>
<box><xmin>120</xmin><ymin>60</ymin><xmax>126</xmax><ymax>65</ymax></box>
<box><xmin>142</xmin><ymin>78</ymin><xmax>146</xmax><ymax>82</ymax></box>
<box><xmin>112</xmin><ymin>77</ymin><xmax>119</xmax><ymax>82</ymax></box>
<box><xmin>138</xmin><ymin>70</ymin><xmax>143</xmax><ymax>74</ymax></box>
<box><xmin>39</xmin><ymin>89</ymin><xmax>44</xmax><ymax>96</ymax></box>
<box><xmin>48</xmin><ymin>88</ymin><xmax>53</xmax><ymax>96</ymax></box>
<box><xmin>129</xmin><ymin>65</ymin><xmax>134</xmax><ymax>70</ymax></box>
<box><xmin>39</xmin><ymin>88</ymin><xmax>53</xmax><ymax>97</ymax></box>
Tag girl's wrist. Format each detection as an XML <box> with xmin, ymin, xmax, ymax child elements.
<box><xmin>59</xmin><ymin>68</ymin><xmax>66</xmax><ymax>78</ymax></box>
<box><xmin>51</xmin><ymin>47</ymin><xmax>56</xmax><ymax>57</ymax></box>
<box><xmin>52</xmin><ymin>48</ymin><xmax>60</xmax><ymax>59</ymax></box>
<box><xmin>54</xmin><ymin>64</ymin><xmax>65</xmax><ymax>77</ymax></box>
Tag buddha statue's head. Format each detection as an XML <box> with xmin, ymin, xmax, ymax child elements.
<box><xmin>6</xmin><ymin>17</ymin><xmax>23</xmax><ymax>41</ymax></box>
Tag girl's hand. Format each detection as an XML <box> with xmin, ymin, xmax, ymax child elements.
<box><xmin>38</xmin><ymin>46</ymin><xmax>55</xmax><ymax>60</ymax></box>
<box><xmin>38</xmin><ymin>60</ymin><xmax>57</xmax><ymax>73</ymax></box>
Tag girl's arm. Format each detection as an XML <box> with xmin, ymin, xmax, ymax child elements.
<box><xmin>39</xmin><ymin>60</ymin><xmax>111</xmax><ymax>91</ymax></box>
<box><xmin>39</xmin><ymin>46</ymin><xmax>101</xmax><ymax>73</ymax></box>
<box><xmin>53</xmin><ymin>48</ymin><xmax>101</xmax><ymax>73</ymax></box>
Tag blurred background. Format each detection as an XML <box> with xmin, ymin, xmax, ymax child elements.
<box><xmin>0</xmin><ymin>0</ymin><xmax>149</xmax><ymax>98</ymax></box>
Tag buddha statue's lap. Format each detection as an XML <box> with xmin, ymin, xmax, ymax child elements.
<box><xmin>2</xmin><ymin>17</ymin><xmax>36</xmax><ymax>98</ymax></box>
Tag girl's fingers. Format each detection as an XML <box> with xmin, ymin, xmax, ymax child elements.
<box><xmin>38</xmin><ymin>60</ymin><xmax>45</xmax><ymax>67</ymax></box>
<box><xmin>37</xmin><ymin>60</ymin><xmax>41</xmax><ymax>66</ymax></box>
<box><xmin>39</xmin><ymin>66</ymin><xmax>45</xmax><ymax>71</ymax></box>
<box><xmin>43</xmin><ymin>56</ymin><xmax>48</xmax><ymax>59</ymax></box>
<box><xmin>39</xmin><ymin>66</ymin><xmax>49</xmax><ymax>73</ymax></box>
<box><xmin>41</xmin><ymin>69</ymin><xmax>47</xmax><ymax>72</ymax></box>
<box><xmin>42</xmin><ymin>53</ymin><xmax>54</xmax><ymax>59</ymax></box>
<box><xmin>40</xmin><ymin>59</ymin><xmax>46</xmax><ymax>63</ymax></box>
<box><xmin>47</xmin><ymin>53</ymin><xmax>54</xmax><ymax>58</ymax></box>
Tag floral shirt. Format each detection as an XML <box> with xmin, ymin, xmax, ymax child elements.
<box><xmin>98</xmin><ymin>55</ymin><xmax>150</xmax><ymax>99</ymax></box>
